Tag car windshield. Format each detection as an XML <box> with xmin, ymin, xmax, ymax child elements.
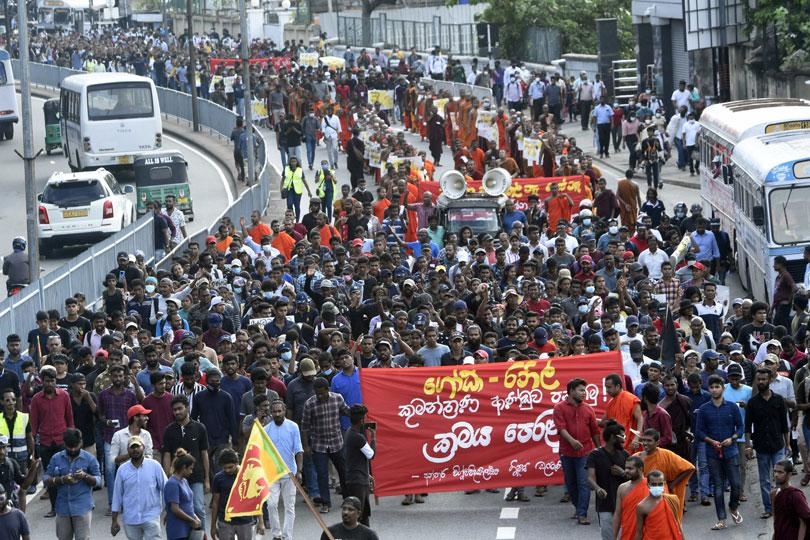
<box><xmin>446</xmin><ymin>207</ymin><xmax>500</xmax><ymax>234</ymax></box>
<box><xmin>87</xmin><ymin>82</ymin><xmax>154</xmax><ymax>121</ymax></box>
<box><xmin>134</xmin><ymin>163</ymin><xmax>186</xmax><ymax>186</ymax></box>
<box><xmin>42</xmin><ymin>180</ymin><xmax>106</xmax><ymax>206</ymax></box>
<box><xmin>769</xmin><ymin>186</ymin><xmax>810</xmax><ymax>245</ymax></box>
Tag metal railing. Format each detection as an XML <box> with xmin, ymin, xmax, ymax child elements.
<box><xmin>337</xmin><ymin>15</ymin><xmax>478</xmax><ymax>56</ymax></box>
<box><xmin>1</xmin><ymin>60</ymin><xmax>277</xmax><ymax>338</ymax></box>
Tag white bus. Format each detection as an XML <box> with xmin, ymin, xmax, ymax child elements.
<box><xmin>729</xmin><ymin>129</ymin><xmax>810</xmax><ymax>303</ymax></box>
<box><xmin>0</xmin><ymin>48</ymin><xmax>18</xmax><ymax>140</ymax></box>
<box><xmin>698</xmin><ymin>98</ymin><xmax>810</xmax><ymax>236</ymax></box>
<box><xmin>60</xmin><ymin>73</ymin><xmax>163</xmax><ymax>171</ymax></box>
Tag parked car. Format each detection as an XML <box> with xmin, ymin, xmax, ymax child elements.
<box><xmin>37</xmin><ymin>168</ymin><xmax>134</xmax><ymax>257</ymax></box>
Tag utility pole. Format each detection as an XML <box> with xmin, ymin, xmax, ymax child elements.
<box><xmin>239</xmin><ymin>0</ymin><xmax>255</xmax><ymax>184</ymax></box>
<box><xmin>18</xmin><ymin>0</ymin><xmax>40</xmax><ymax>284</ymax></box>
<box><xmin>186</xmin><ymin>0</ymin><xmax>199</xmax><ymax>131</ymax></box>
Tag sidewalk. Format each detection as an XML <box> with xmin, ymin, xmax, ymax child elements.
<box><xmin>556</xmin><ymin>120</ymin><xmax>700</xmax><ymax>190</ymax></box>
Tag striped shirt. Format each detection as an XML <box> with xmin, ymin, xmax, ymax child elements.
<box><xmin>170</xmin><ymin>382</ymin><xmax>206</xmax><ymax>413</ymax></box>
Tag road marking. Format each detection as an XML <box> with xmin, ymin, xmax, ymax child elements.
<box><xmin>500</xmin><ymin>507</ymin><xmax>520</xmax><ymax>519</ymax></box>
<box><xmin>163</xmin><ymin>134</ymin><xmax>234</xmax><ymax>205</ymax></box>
<box><xmin>495</xmin><ymin>526</ymin><xmax>516</xmax><ymax>539</ymax></box>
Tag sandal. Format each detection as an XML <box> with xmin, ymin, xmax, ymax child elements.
<box><xmin>760</xmin><ymin>512</ymin><xmax>772</xmax><ymax>519</ymax></box>
<box><xmin>534</xmin><ymin>486</ymin><xmax>547</xmax><ymax>497</ymax></box>
<box><xmin>801</xmin><ymin>473</ymin><xmax>810</xmax><ymax>487</ymax></box>
<box><xmin>560</xmin><ymin>492</ymin><xmax>571</xmax><ymax>503</ymax></box>
<box><xmin>731</xmin><ymin>510</ymin><xmax>743</xmax><ymax>525</ymax></box>
<box><xmin>739</xmin><ymin>494</ymin><xmax>748</xmax><ymax>502</ymax></box>
<box><xmin>505</xmin><ymin>489</ymin><xmax>517</xmax><ymax>502</ymax></box>
<box><xmin>711</xmin><ymin>521</ymin><xmax>727</xmax><ymax>530</ymax></box>
<box><xmin>577</xmin><ymin>517</ymin><xmax>591</xmax><ymax>525</ymax></box>
<box><xmin>414</xmin><ymin>495</ymin><xmax>425</xmax><ymax>504</ymax></box>
<box><xmin>401</xmin><ymin>496</ymin><xmax>413</xmax><ymax>506</ymax></box>
<box><xmin>688</xmin><ymin>494</ymin><xmax>698</xmax><ymax>502</ymax></box>
<box><xmin>517</xmin><ymin>493</ymin><xmax>530</xmax><ymax>502</ymax></box>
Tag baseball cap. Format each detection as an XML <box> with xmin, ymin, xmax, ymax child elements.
<box><xmin>351</xmin><ymin>238</ymin><xmax>364</xmax><ymax>247</ymax></box>
<box><xmin>295</xmin><ymin>293</ymin><xmax>310</xmax><ymax>304</ymax></box>
<box><xmin>451</xmin><ymin>332</ymin><xmax>465</xmax><ymax>341</ymax></box>
<box><xmin>626</xmin><ymin>315</ymin><xmax>639</xmax><ymax>327</ymax></box>
<box><xmin>629</xmin><ymin>340</ymin><xmax>643</xmax><ymax>359</ymax></box>
<box><xmin>684</xmin><ymin>349</ymin><xmax>700</xmax><ymax>359</ymax></box>
<box><xmin>206</xmin><ymin>235</ymin><xmax>217</xmax><ymax>244</ymax></box>
<box><xmin>208</xmin><ymin>313</ymin><xmax>224</xmax><ymax>324</ymax></box>
<box><xmin>403</xmin><ymin>279</ymin><xmax>416</xmax><ymax>288</ymax></box>
<box><xmin>375</xmin><ymin>339</ymin><xmax>392</xmax><ymax>350</ymax></box>
<box><xmin>473</xmin><ymin>349</ymin><xmax>488</xmax><ymax>359</ymax></box>
<box><xmin>691</xmin><ymin>261</ymin><xmax>706</xmax><ymax>271</ymax></box>
<box><xmin>320</xmin><ymin>279</ymin><xmax>335</xmax><ymax>289</ymax></box>
<box><xmin>764</xmin><ymin>353</ymin><xmax>780</xmax><ymax>364</ymax></box>
<box><xmin>414</xmin><ymin>313</ymin><xmax>428</xmax><ymax>326</ymax></box>
<box><xmin>729</xmin><ymin>343</ymin><xmax>743</xmax><ymax>354</ymax></box>
<box><xmin>210</xmin><ymin>296</ymin><xmax>224</xmax><ymax>308</ymax></box>
<box><xmin>0</xmin><ymin>435</ymin><xmax>7</xmax><ymax>447</ymax></box>
<box><xmin>127</xmin><ymin>435</ymin><xmax>145</xmax><ymax>449</ymax></box>
<box><xmin>299</xmin><ymin>358</ymin><xmax>318</xmax><ymax>376</ymax></box>
<box><xmin>727</xmin><ymin>363</ymin><xmax>743</xmax><ymax>377</ymax></box>
<box><xmin>454</xmin><ymin>300</ymin><xmax>467</xmax><ymax>311</ymax></box>
<box><xmin>766</xmin><ymin>339</ymin><xmax>782</xmax><ymax>349</ymax></box>
<box><xmin>732</xmin><ymin>298</ymin><xmax>743</xmax><ymax>306</ymax></box>
<box><xmin>117</xmin><ymin>251</ymin><xmax>129</xmax><ymax>260</ymax></box>
<box><xmin>462</xmin><ymin>356</ymin><xmax>475</xmax><ymax>365</ymax></box>
<box><xmin>580</xmin><ymin>255</ymin><xmax>593</xmax><ymax>264</ymax></box>
<box><xmin>534</xmin><ymin>327</ymin><xmax>548</xmax><ymax>345</ymax></box>
<box><xmin>127</xmin><ymin>404</ymin><xmax>152</xmax><ymax>420</ymax></box>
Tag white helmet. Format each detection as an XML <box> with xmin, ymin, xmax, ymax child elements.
<box><xmin>579</xmin><ymin>209</ymin><xmax>593</xmax><ymax>218</ymax></box>
<box><xmin>579</xmin><ymin>199</ymin><xmax>593</xmax><ymax>208</ymax></box>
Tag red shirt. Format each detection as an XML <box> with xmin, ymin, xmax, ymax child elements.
<box><xmin>142</xmin><ymin>391</ymin><xmax>174</xmax><ymax>452</ymax></box>
<box><xmin>30</xmin><ymin>388</ymin><xmax>74</xmax><ymax>446</ymax></box>
<box><xmin>267</xmin><ymin>376</ymin><xmax>287</xmax><ymax>400</ymax></box>
<box><xmin>552</xmin><ymin>399</ymin><xmax>599</xmax><ymax>457</ymax></box>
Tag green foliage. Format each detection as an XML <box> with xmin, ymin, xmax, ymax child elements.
<box><xmin>746</xmin><ymin>1</ymin><xmax>810</xmax><ymax>64</ymax></box>
<box><xmin>474</xmin><ymin>0</ymin><xmax>635</xmax><ymax>59</ymax></box>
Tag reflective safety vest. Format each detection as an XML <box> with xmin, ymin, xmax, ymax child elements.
<box><xmin>315</xmin><ymin>168</ymin><xmax>337</xmax><ymax>198</ymax></box>
<box><xmin>283</xmin><ymin>166</ymin><xmax>305</xmax><ymax>195</ymax></box>
<box><xmin>0</xmin><ymin>412</ymin><xmax>29</xmax><ymax>461</ymax></box>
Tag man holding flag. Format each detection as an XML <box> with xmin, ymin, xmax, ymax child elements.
<box><xmin>263</xmin><ymin>399</ymin><xmax>304</xmax><ymax>540</ymax></box>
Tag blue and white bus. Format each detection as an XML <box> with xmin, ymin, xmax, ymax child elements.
<box><xmin>0</xmin><ymin>48</ymin><xmax>18</xmax><ymax>140</ymax></box>
<box><xmin>730</xmin><ymin>129</ymin><xmax>810</xmax><ymax>302</ymax></box>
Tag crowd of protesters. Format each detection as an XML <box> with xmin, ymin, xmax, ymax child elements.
<box><xmin>3</xmin><ymin>23</ymin><xmax>810</xmax><ymax>540</ymax></box>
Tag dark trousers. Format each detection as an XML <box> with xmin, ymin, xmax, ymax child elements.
<box><xmin>774</xmin><ymin>303</ymin><xmax>792</xmax><ymax>329</ymax></box>
<box><xmin>645</xmin><ymin>161</ymin><xmax>660</xmax><ymax>187</ymax></box>
<box><xmin>37</xmin><ymin>442</ymin><xmax>64</xmax><ymax>511</ymax></box>
<box><xmin>344</xmin><ymin>483</ymin><xmax>371</xmax><ymax>526</ymax></box>
<box><xmin>625</xmin><ymin>135</ymin><xmax>639</xmax><ymax>169</ymax></box>
<box><xmin>611</xmin><ymin>124</ymin><xmax>623</xmax><ymax>151</ymax></box>
<box><xmin>579</xmin><ymin>100</ymin><xmax>593</xmax><ymax>130</ymax></box>
<box><xmin>531</xmin><ymin>98</ymin><xmax>544</xmax><ymax>122</ymax></box>
<box><xmin>596</xmin><ymin>123</ymin><xmax>611</xmax><ymax>156</ymax></box>
<box><xmin>549</xmin><ymin>103</ymin><xmax>562</xmax><ymax>125</ymax></box>
<box><xmin>312</xmin><ymin>449</ymin><xmax>347</xmax><ymax>507</ymax></box>
<box><xmin>234</xmin><ymin>152</ymin><xmax>245</xmax><ymax>182</ymax></box>
<box><xmin>687</xmin><ymin>144</ymin><xmax>699</xmax><ymax>173</ymax></box>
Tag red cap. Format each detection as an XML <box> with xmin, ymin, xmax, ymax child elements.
<box><xmin>692</xmin><ymin>261</ymin><xmax>706</xmax><ymax>271</ymax></box>
<box><xmin>473</xmin><ymin>349</ymin><xmax>489</xmax><ymax>358</ymax></box>
<box><xmin>622</xmin><ymin>250</ymin><xmax>635</xmax><ymax>259</ymax></box>
<box><xmin>351</xmin><ymin>238</ymin><xmax>364</xmax><ymax>247</ymax></box>
<box><xmin>127</xmin><ymin>404</ymin><xmax>152</xmax><ymax>420</ymax></box>
<box><xmin>206</xmin><ymin>235</ymin><xmax>217</xmax><ymax>245</ymax></box>
<box><xmin>95</xmin><ymin>349</ymin><xmax>109</xmax><ymax>358</ymax></box>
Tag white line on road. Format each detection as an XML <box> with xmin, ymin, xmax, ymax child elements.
<box><xmin>496</xmin><ymin>526</ymin><xmax>517</xmax><ymax>539</ymax></box>
<box><xmin>499</xmin><ymin>507</ymin><xmax>520</xmax><ymax>519</ymax></box>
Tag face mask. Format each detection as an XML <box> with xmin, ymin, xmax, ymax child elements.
<box><xmin>689</xmin><ymin>119</ymin><xmax>695</xmax><ymax>124</ymax></box>
<box><xmin>344</xmin><ymin>275</ymin><xmax>353</xmax><ymax>283</ymax></box>
<box><xmin>583</xmin><ymin>219</ymin><xmax>591</xmax><ymax>226</ymax></box>
<box><xmin>234</xmin><ymin>287</ymin><xmax>242</xmax><ymax>295</ymax></box>
<box><xmin>613</xmin><ymin>103</ymin><xmax>619</xmax><ymax>108</ymax></box>
<box><xmin>609</xmin><ymin>226</ymin><xmax>618</xmax><ymax>235</ymax></box>
<box><xmin>322</xmin><ymin>164</ymin><xmax>329</xmax><ymax>170</ymax></box>
<box><xmin>262</xmin><ymin>244</ymin><xmax>272</xmax><ymax>253</ymax></box>
<box><xmin>585</xmin><ymin>286</ymin><xmax>595</xmax><ymax>294</ymax></box>
<box><xmin>578</xmin><ymin>305</ymin><xmax>589</xmax><ymax>314</ymax></box>
<box><xmin>145</xmin><ymin>285</ymin><xmax>156</xmax><ymax>294</ymax></box>
<box><xmin>207</xmin><ymin>383</ymin><xmax>220</xmax><ymax>393</ymax></box>
<box><xmin>281</xmin><ymin>351</ymin><xmax>292</xmax><ymax>361</ymax></box>
<box><xmin>264</xmin><ymin>292</ymin><xmax>273</xmax><ymax>300</ymax></box>
<box><xmin>649</xmin><ymin>486</ymin><xmax>665</xmax><ymax>497</ymax></box>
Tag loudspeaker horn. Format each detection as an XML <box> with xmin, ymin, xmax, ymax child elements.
<box><xmin>440</xmin><ymin>170</ymin><xmax>467</xmax><ymax>200</ymax></box>
<box><xmin>481</xmin><ymin>167</ymin><xmax>512</xmax><ymax>197</ymax></box>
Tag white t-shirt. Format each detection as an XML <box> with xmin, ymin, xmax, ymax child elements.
<box><xmin>638</xmin><ymin>248</ymin><xmax>669</xmax><ymax>280</ymax></box>
<box><xmin>682</xmin><ymin>120</ymin><xmax>701</xmax><ymax>146</ymax></box>
<box><xmin>671</xmin><ymin>88</ymin><xmax>691</xmax><ymax>110</ymax></box>
<box><xmin>110</xmin><ymin>427</ymin><xmax>154</xmax><ymax>459</ymax></box>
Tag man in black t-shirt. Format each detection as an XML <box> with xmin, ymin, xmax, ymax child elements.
<box><xmin>344</xmin><ymin>405</ymin><xmax>375</xmax><ymax>526</ymax></box>
<box><xmin>586</xmin><ymin>421</ymin><xmax>629</xmax><ymax>540</ymax></box>
<box><xmin>321</xmin><ymin>497</ymin><xmax>379</xmax><ymax>540</ymax></box>
<box><xmin>161</xmin><ymin>395</ymin><xmax>210</xmax><ymax>534</ymax></box>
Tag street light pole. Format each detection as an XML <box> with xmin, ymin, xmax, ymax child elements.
<box><xmin>186</xmin><ymin>0</ymin><xmax>199</xmax><ymax>131</ymax></box>
<box><xmin>17</xmin><ymin>0</ymin><xmax>40</xmax><ymax>284</ymax></box>
<box><xmin>239</xmin><ymin>0</ymin><xmax>255</xmax><ymax>184</ymax></box>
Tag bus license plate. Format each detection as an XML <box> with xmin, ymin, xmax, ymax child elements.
<box><xmin>63</xmin><ymin>209</ymin><xmax>89</xmax><ymax>218</ymax></box>
<box><xmin>117</xmin><ymin>155</ymin><xmax>132</xmax><ymax>165</ymax></box>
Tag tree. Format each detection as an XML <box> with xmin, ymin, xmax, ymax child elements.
<box><xmin>362</xmin><ymin>0</ymin><xmax>398</xmax><ymax>47</ymax></box>
<box><xmin>476</xmin><ymin>0</ymin><xmax>634</xmax><ymax>59</ymax></box>
<box><xmin>746</xmin><ymin>1</ymin><xmax>810</xmax><ymax>69</ymax></box>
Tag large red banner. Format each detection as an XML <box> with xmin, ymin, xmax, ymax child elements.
<box><xmin>360</xmin><ymin>352</ymin><xmax>622</xmax><ymax>496</ymax></box>
<box><xmin>210</xmin><ymin>57</ymin><xmax>292</xmax><ymax>73</ymax></box>
<box><xmin>419</xmin><ymin>175</ymin><xmax>591</xmax><ymax>211</ymax></box>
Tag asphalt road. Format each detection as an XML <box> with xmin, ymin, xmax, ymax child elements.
<box><xmin>0</xmin><ymin>94</ymin><xmax>231</xmax><ymax>291</ymax></box>
<box><xmin>18</xmin><ymin>122</ymin><xmax>771</xmax><ymax>540</ymax></box>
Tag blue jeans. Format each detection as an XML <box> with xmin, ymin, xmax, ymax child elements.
<box><xmin>286</xmin><ymin>191</ymin><xmax>302</xmax><ymax>220</ymax></box>
<box><xmin>312</xmin><ymin>450</ymin><xmax>346</xmax><ymax>508</ymax></box>
<box><xmin>304</xmin><ymin>136</ymin><xmax>317</xmax><ymax>168</ymax></box>
<box><xmin>303</xmin><ymin>452</ymin><xmax>320</xmax><ymax>499</ymax></box>
<box><xmin>706</xmin><ymin>452</ymin><xmax>741</xmax><ymax>521</ymax></box>
<box><xmin>279</xmin><ymin>145</ymin><xmax>289</xmax><ymax>169</ymax></box>
<box><xmin>103</xmin><ymin>442</ymin><xmax>116</xmax><ymax>506</ymax></box>
<box><xmin>689</xmin><ymin>441</ymin><xmax>710</xmax><ymax>498</ymax></box>
<box><xmin>756</xmin><ymin>448</ymin><xmax>785</xmax><ymax>513</ymax></box>
<box><xmin>560</xmin><ymin>455</ymin><xmax>589</xmax><ymax>518</ymax></box>
<box><xmin>190</xmin><ymin>481</ymin><xmax>208</xmax><ymax>534</ymax></box>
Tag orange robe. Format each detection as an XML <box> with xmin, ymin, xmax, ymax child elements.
<box><xmin>496</xmin><ymin>114</ymin><xmax>507</xmax><ymax>152</ymax></box>
<box><xmin>619</xmin><ymin>479</ymin><xmax>649</xmax><ymax>540</ymax></box>
<box><xmin>373</xmin><ymin>198</ymin><xmax>391</xmax><ymax>223</ymax></box>
<box><xmin>248</xmin><ymin>223</ymin><xmax>272</xmax><ymax>244</ymax></box>
<box><xmin>545</xmin><ymin>195</ymin><xmax>574</xmax><ymax>229</ymax></box>
<box><xmin>271</xmin><ymin>232</ymin><xmax>296</xmax><ymax>262</ymax></box>
<box><xmin>605</xmin><ymin>390</ymin><xmax>641</xmax><ymax>451</ymax></box>
<box><xmin>633</xmin><ymin>448</ymin><xmax>694</xmax><ymax>517</ymax></box>
<box><xmin>404</xmin><ymin>182</ymin><xmax>420</xmax><ymax>242</ymax></box>
<box><xmin>616</xmin><ymin>178</ymin><xmax>640</xmax><ymax>233</ymax></box>
<box><xmin>445</xmin><ymin>100</ymin><xmax>460</xmax><ymax>146</ymax></box>
<box><xmin>319</xmin><ymin>223</ymin><xmax>341</xmax><ymax>248</ymax></box>
<box><xmin>640</xmin><ymin>494</ymin><xmax>683</xmax><ymax>539</ymax></box>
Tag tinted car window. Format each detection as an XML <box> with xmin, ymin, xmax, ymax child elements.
<box><xmin>42</xmin><ymin>180</ymin><xmax>106</xmax><ymax>206</ymax></box>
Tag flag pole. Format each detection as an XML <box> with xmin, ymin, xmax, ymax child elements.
<box><xmin>289</xmin><ymin>473</ymin><xmax>336</xmax><ymax>540</ymax></box>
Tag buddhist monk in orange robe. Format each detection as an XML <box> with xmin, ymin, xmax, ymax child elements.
<box><xmin>614</xmin><ymin>457</ymin><xmax>649</xmax><ymax>540</ymax></box>
<box><xmin>633</xmin><ymin>433</ymin><xmax>694</xmax><ymax>517</ymax></box>
<box><xmin>604</xmin><ymin>377</ymin><xmax>644</xmax><ymax>451</ymax></box>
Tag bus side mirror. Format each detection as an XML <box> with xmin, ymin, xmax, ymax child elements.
<box><xmin>722</xmin><ymin>164</ymin><xmax>733</xmax><ymax>185</ymax></box>
<box><xmin>752</xmin><ymin>205</ymin><xmax>765</xmax><ymax>226</ymax></box>
<box><xmin>123</xmin><ymin>185</ymin><xmax>134</xmax><ymax>194</ymax></box>
<box><xmin>36</xmin><ymin>193</ymin><xmax>42</xmax><ymax>201</ymax></box>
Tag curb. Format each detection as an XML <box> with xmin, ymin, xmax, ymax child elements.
<box><xmin>591</xmin><ymin>155</ymin><xmax>700</xmax><ymax>190</ymax></box>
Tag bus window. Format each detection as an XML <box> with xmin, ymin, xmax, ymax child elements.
<box><xmin>769</xmin><ymin>186</ymin><xmax>810</xmax><ymax>244</ymax></box>
<box><xmin>87</xmin><ymin>83</ymin><xmax>154</xmax><ymax>121</ymax></box>
<box><xmin>0</xmin><ymin>63</ymin><xmax>6</xmax><ymax>86</ymax></box>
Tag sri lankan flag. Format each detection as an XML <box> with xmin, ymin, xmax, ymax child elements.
<box><xmin>225</xmin><ymin>420</ymin><xmax>290</xmax><ymax>520</ymax></box>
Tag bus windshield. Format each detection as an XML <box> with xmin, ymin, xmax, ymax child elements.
<box><xmin>769</xmin><ymin>186</ymin><xmax>810</xmax><ymax>244</ymax></box>
<box><xmin>87</xmin><ymin>82</ymin><xmax>154</xmax><ymax>121</ymax></box>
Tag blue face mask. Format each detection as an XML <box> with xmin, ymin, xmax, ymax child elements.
<box><xmin>281</xmin><ymin>351</ymin><xmax>292</xmax><ymax>361</ymax></box>
<box><xmin>583</xmin><ymin>219</ymin><xmax>591</xmax><ymax>226</ymax></box>
<box><xmin>649</xmin><ymin>486</ymin><xmax>664</xmax><ymax>497</ymax></box>
<box><xmin>234</xmin><ymin>287</ymin><xmax>242</xmax><ymax>294</ymax></box>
